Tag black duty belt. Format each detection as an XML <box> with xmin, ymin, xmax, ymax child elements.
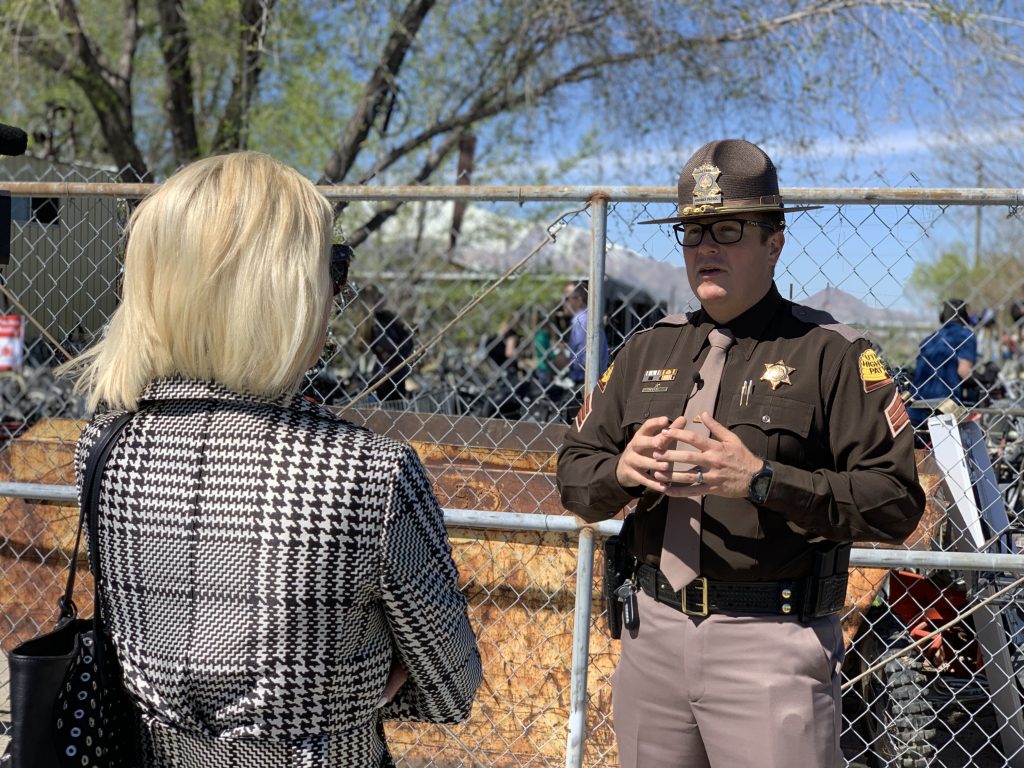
<box><xmin>635</xmin><ymin>562</ymin><xmax>847</xmax><ymax>620</ymax></box>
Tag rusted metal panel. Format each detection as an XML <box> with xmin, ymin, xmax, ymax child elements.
<box><xmin>0</xmin><ymin>420</ymin><xmax>85</xmax><ymax>652</ymax></box>
<box><xmin>339</xmin><ymin>409</ymin><xmax>567</xmax><ymax>516</ymax></box>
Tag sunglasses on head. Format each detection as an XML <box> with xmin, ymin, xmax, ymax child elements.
<box><xmin>330</xmin><ymin>243</ymin><xmax>354</xmax><ymax>299</ymax></box>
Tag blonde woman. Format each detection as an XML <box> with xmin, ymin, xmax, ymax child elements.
<box><xmin>60</xmin><ymin>152</ymin><xmax>481</xmax><ymax>767</ymax></box>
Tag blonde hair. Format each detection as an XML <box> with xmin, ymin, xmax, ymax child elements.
<box><xmin>60</xmin><ymin>152</ymin><xmax>334</xmax><ymax>411</ymax></box>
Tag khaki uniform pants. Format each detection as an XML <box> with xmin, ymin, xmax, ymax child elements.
<box><xmin>612</xmin><ymin>589</ymin><xmax>845</xmax><ymax>768</ymax></box>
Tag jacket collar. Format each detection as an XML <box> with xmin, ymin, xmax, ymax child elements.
<box><xmin>139</xmin><ymin>376</ymin><xmax>301</xmax><ymax>409</ymax></box>
<box><xmin>691</xmin><ymin>283</ymin><xmax>787</xmax><ymax>361</ymax></box>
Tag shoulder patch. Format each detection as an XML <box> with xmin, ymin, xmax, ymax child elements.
<box><xmin>859</xmin><ymin>349</ymin><xmax>893</xmax><ymax>393</ymax></box>
<box><xmin>885</xmin><ymin>391</ymin><xmax>910</xmax><ymax>438</ymax></box>
<box><xmin>597</xmin><ymin>361</ymin><xmax>615</xmax><ymax>393</ymax></box>
<box><xmin>791</xmin><ymin>305</ymin><xmax>864</xmax><ymax>343</ymax></box>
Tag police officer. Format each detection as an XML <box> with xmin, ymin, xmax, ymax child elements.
<box><xmin>556</xmin><ymin>139</ymin><xmax>925</xmax><ymax>768</ymax></box>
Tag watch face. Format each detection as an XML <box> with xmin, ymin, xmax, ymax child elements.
<box><xmin>750</xmin><ymin>463</ymin><xmax>773</xmax><ymax>503</ymax></box>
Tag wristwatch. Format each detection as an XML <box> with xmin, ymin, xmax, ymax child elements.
<box><xmin>747</xmin><ymin>460</ymin><xmax>774</xmax><ymax>505</ymax></box>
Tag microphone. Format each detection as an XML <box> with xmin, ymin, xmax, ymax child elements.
<box><xmin>0</xmin><ymin>124</ymin><xmax>28</xmax><ymax>156</ymax></box>
<box><xmin>691</xmin><ymin>371</ymin><xmax>703</xmax><ymax>388</ymax></box>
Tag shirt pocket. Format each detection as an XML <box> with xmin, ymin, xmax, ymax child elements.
<box><xmin>728</xmin><ymin>394</ymin><xmax>815</xmax><ymax>464</ymax></box>
<box><xmin>621</xmin><ymin>393</ymin><xmax>689</xmax><ymax>431</ymax></box>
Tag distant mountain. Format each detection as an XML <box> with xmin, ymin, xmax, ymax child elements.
<box><xmin>801</xmin><ymin>286</ymin><xmax>926</xmax><ymax>326</ymax></box>
<box><xmin>455</xmin><ymin>219</ymin><xmax>697</xmax><ymax>310</ymax></box>
<box><xmin>367</xmin><ymin>201</ymin><xmax>695</xmax><ymax>311</ymax></box>
<box><xmin>367</xmin><ymin>203</ymin><xmax>927</xmax><ymax>321</ymax></box>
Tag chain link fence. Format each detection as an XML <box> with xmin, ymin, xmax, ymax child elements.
<box><xmin>1</xmin><ymin>159</ymin><xmax>1023</xmax><ymax>767</ymax></box>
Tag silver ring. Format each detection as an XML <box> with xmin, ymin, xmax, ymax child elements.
<box><xmin>695</xmin><ymin>469</ymin><xmax>704</xmax><ymax>485</ymax></box>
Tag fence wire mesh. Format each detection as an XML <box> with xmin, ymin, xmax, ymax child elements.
<box><xmin>1</xmin><ymin>161</ymin><xmax>1023</xmax><ymax>767</ymax></box>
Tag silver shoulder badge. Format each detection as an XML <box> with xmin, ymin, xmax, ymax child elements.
<box><xmin>692</xmin><ymin>163</ymin><xmax>722</xmax><ymax>206</ymax></box>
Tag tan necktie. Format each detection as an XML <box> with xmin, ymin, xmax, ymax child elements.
<box><xmin>660</xmin><ymin>327</ymin><xmax>735</xmax><ymax>592</ymax></box>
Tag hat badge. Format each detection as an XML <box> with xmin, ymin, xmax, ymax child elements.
<box><xmin>691</xmin><ymin>163</ymin><xmax>722</xmax><ymax>206</ymax></box>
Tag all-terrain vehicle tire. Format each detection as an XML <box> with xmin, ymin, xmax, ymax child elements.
<box><xmin>856</xmin><ymin>613</ymin><xmax>937</xmax><ymax>768</ymax></box>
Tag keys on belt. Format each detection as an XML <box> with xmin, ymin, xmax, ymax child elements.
<box><xmin>615</xmin><ymin>580</ymin><xmax>640</xmax><ymax>632</ymax></box>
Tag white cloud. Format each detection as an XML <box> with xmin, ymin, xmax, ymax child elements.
<box><xmin>517</xmin><ymin>121</ymin><xmax>1024</xmax><ymax>187</ymax></box>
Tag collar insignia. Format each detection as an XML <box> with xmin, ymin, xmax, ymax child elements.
<box><xmin>642</xmin><ymin>368</ymin><xmax>677</xmax><ymax>383</ymax></box>
<box><xmin>692</xmin><ymin>163</ymin><xmax>722</xmax><ymax>207</ymax></box>
<box><xmin>760</xmin><ymin>361</ymin><xmax>795</xmax><ymax>390</ymax></box>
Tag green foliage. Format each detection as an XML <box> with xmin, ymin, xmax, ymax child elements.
<box><xmin>908</xmin><ymin>247</ymin><xmax>978</xmax><ymax>303</ymax></box>
<box><xmin>908</xmin><ymin>246</ymin><xmax>1024</xmax><ymax>314</ymax></box>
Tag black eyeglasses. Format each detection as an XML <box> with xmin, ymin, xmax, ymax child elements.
<box><xmin>330</xmin><ymin>243</ymin><xmax>355</xmax><ymax>302</ymax></box>
<box><xmin>672</xmin><ymin>219</ymin><xmax>779</xmax><ymax>247</ymax></box>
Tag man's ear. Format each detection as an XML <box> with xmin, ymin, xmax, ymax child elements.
<box><xmin>767</xmin><ymin>231</ymin><xmax>784</xmax><ymax>267</ymax></box>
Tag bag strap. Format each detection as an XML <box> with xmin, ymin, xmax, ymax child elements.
<box><xmin>85</xmin><ymin>411</ymin><xmax>135</xmax><ymax>627</ymax></box>
<box><xmin>57</xmin><ymin>412</ymin><xmax>135</xmax><ymax>620</ymax></box>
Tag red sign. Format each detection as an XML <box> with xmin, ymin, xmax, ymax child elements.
<box><xmin>0</xmin><ymin>315</ymin><xmax>25</xmax><ymax>371</ymax></box>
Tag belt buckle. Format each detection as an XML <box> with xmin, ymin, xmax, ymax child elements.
<box><xmin>681</xmin><ymin>576</ymin><xmax>709</xmax><ymax>617</ymax></box>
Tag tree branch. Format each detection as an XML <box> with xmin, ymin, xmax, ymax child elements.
<box><xmin>352</xmin><ymin>0</ymin><xmax>940</xmax><ymax>189</ymax></box>
<box><xmin>21</xmin><ymin>2</ymin><xmax>150</xmax><ymax>180</ymax></box>
<box><xmin>56</xmin><ymin>0</ymin><xmax>112</xmax><ymax>82</ymax></box>
<box><xmin>156</xmin><ymin>0</ymin><xmax>200</xmax><ymax>164</ymax></box>
<box><xmin>212</xmin><ymin>0</ymin><xmax>277</xmax><ymax>152</ymax></box>
<box><xmin>117</xmin><ymin>0</ymin><xmax>139</xmax><ymax>82</ymax></box>
<box><xmin>345</xmin><ymin>129</ymin><xmax>465</xmax><ymax>246</ymax></box>
<box><xmin>320</xmin><ymin>0</ymin><xmax>437</xmax><ymax>183</ymax></box>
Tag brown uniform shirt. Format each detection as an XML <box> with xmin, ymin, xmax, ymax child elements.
<box><xmin>557</xmin><ymin>284</ymin><xmax>925</xmax><ymax>581</ymax></box>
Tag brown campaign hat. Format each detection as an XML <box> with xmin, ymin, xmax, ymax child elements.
<box><xmin>640</xmin><ymin>139</ymin><xmax>821</xmax><ymax>225</ymax></box>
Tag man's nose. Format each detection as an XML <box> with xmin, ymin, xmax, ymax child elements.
<box><xmin>695</xmin><ymin>234</ymin><xmax>719</xmax><ymax>253</ymax></box>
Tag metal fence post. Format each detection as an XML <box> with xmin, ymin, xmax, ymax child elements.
<box><xmin>564</xmin><ymin>198</ymin><xmax>608</xmax><ymax>767</ymax></box>
<box><xmin>585</xmin><ymin>194</ymin><xmax>609</xmax><ymax>391</ymax></box>
<box><xmin>565</xmin><ymin>525</ymin><xmax>596</xmax><ymax>768</ymax></box>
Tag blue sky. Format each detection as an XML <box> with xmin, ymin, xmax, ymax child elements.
<box><xmin>517</xmin><ymin>114</ymin><xmax>1024</xmax><ymax>317</ymax></box>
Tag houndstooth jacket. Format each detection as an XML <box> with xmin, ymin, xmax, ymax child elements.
<box><xmin>75</xmin><ymin>377</ymin><xmax>482</xmax><ymax>768</ymax></box>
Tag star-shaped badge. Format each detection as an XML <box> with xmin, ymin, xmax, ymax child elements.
<box><xmin>760</xmin><ymin>361</ymin><xmax>796</xmax><ymax>390</ymax></box>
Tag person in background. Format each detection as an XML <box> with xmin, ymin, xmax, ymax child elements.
<box><xmin>1007</xmin><ymin>299</ymin><xmax>1024</xmax><ymax>362</ymax></box>
<box><xmin>557</xmin><ymin>139</ymin><xmax>924</xmax><ymax>768</ymax></box>
<box><xmin>908</xmin><ymin>297</ymin><xmax>978</xmax><ymax>430</ymax></box>
<box><xmin>486</xmin><ymin>316</ymin><xmax>523</xmax><ymax>377</ymax></box>
<box><xmin>532</xmin><ymin>311</ymin><xmax>555</xmax><ymax>389</ymax></box>
<box><xmin>1012</xmin><ymin>299</ymin><xmax>1024</xmax><ymax>336</ymax></box>
<box><xmin>352</xmin><ymin>283</ymin><xmax>416</xmax><ymax>402</ymax></box>
<box><xmin>562</xmin><ymin>280</ymin><xmax>609</xmax><ymax>421</ymax></box>
<box><xmin>482</xmin><ymin>315</ymin><xmax>527</xmax><ymax>418</ymax></box>
<box><xmin>59</xmin><ymin>151</ymin><xmax>481</xmax><ymax>767</ymax></box>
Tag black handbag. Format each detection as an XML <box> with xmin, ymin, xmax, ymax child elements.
<box><xmin>5</xmin><ymin>412</ymin><xmax>140</xmax><ymax>768</ymax></box>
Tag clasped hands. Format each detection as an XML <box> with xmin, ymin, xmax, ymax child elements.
<box><xmin>615</xmin><ymin>413</ymin><xmax>763</xmax><ymax>498</ymax></box>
